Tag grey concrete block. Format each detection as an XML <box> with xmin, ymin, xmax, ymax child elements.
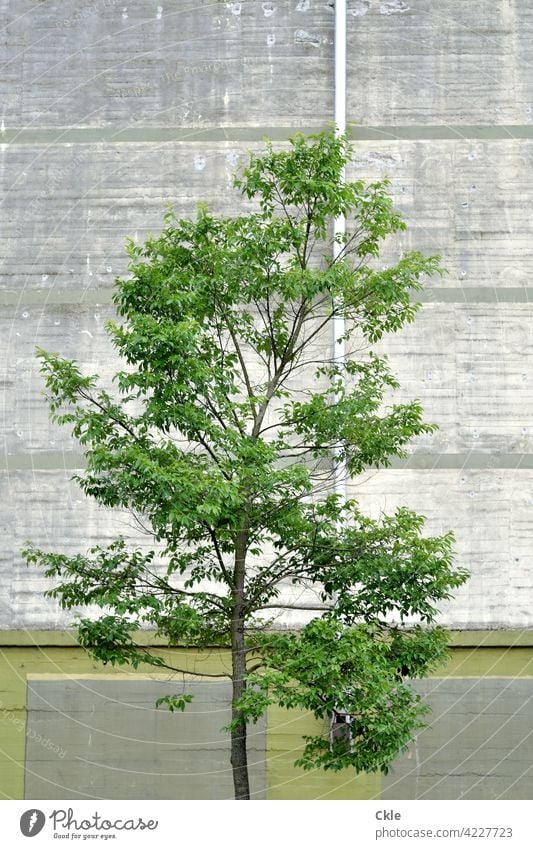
<box><xmin>347</xmin><ymin>0</ymin><xmax>533</xmax><ymax>126</ymax></box>
<box><xmin>3</xmin><ymin>140</ymin><xmax>533</xmax><ymax>293</ymax></box>
<box><xmin>1</xmin><ymin>0</ymin><xmax>333</xmax><ymax>130</ymax></box>
<box><xmin>25</xmin><ymin>679</ymin><xmax>266</xmax><ymax>799</ymax></box>
<box><xmin>5</xmin><ymin>0</ymin><xmax>533</xmax><ymax>130</ymax></box>
<box><xmin>383</xmin><ymin>678</ymin><xmax>533</xmax><ymax>800</ymax></box>
<box><xmin>0</xmin><ymin>142</ymin><xmax>259</xmax><ymax>291</ymax></box>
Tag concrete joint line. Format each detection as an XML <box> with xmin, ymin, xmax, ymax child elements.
<box><xmin>4</xmin><ymin>452</ymin><xmax>533</xmax><ymax>471</ymax></box>
<box><xmin>4</xmin><ymin>125</ymin><xmax>533</xmax><ymax>145</ymax></box>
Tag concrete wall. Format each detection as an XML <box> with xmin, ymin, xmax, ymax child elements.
<box><xmin>382</xmin><ymin>678</ymin><xmax>533</xmax><ymax>800</ymax></box>
<box><xmin>2</xmin><ymin>1</ymin><xmax>533</xmax><ymax>628</ymax></box>
<box><xmin>25</xmin><ymin>678</ymin><xmax>267</xmax><ymax>800</ymax></box>
<box><xmin>0</xmin><ymin>644</ymin><xmax>378</xmax><ymax>800</ymax></box>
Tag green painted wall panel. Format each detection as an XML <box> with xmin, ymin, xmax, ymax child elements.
<box><xmin>436</xmin><ymin>648</ymin><xmax>533</xmax><ymax>678</ymax></box>
<box><xmin>3</xmin><ymin>630</ymin><xmax>533</xmax><ymax>648</ymax></box>
<box><xmin>1</xmin><ymin>644</ymin><xmax>533</xmax><ymax>800</ymax></box>
<box><xmin>267</xmin><ymin>705</ymin><xmax>380</xmax><ymax>800</ymax></box>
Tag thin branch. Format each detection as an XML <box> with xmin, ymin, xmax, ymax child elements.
<box><xmin>264</xmin><ymin>288</ymin><xmax>277</xmax><ymax>373</ymax></box>
<box><xmin>140</xmin><ymin>569</ymin><xmax>229</xmax><ymax>612</ymax></box>
<box><xmin>273</xmin><ymin>184</ymin><xmax>304</xmax><ymax>267</ymax></box>
<box><xmin>195</xmin><ymin>432</ymin><xmax>232</xmax><ymax>481</ymax></box>
<box><xmin>139</xmin><ymin>650</ymin><xmax>232</xmax><ymax>678</ymax></box>
<box><xmin>203</xmin><ymin>523</ymin><xmax>235</xmax><ymax>589</ymax></box>
<box><xmin>226</xmin><ymin>319</ymin><xmax>257</xmax><ymax>417</ymax></box>
<box><xmin>256</xmin><ymin>603</ymin><xmax>330</xmax><ymax>611</ymax></box>
<box><xmin>77</xmin><ymin>388</ymin><xmax>141</xmax><ymax>443</ymax></box>
<box><xmin>200</xmin><ymin>393</ymin><xmax>230</xmax><ymax>433</ymax></box>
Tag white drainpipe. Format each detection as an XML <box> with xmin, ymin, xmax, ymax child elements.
<box><xmin>333</xmin><ymin>0</ymin><xmax>347</xmax><ymax>502</ymax></box>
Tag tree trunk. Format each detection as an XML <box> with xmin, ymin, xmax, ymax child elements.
<box><xmin>230</xmin><ymin>616</ymin><xmax>250</xmax><ymax>799</ymax></box>
<box><xmin>230</xmin><ymin>530</ymin><xmax>250</xmax><ymax>800</ymax></box>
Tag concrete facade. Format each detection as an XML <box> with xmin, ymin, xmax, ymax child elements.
<box><xmin>383</xmin><ymin>678</ymin><xmax>533</xmax><ymax>800</ymax></box>
<box><xmin>2</xmin><ymin>1</ymin><xmax>533</xmax><ymax>629</ymax></box>
<box><xmin>1</xmin><ymin>0</ymin><xmax>533</xmax><ymax>799</ymax></box>
<box><xmin>25</xmin><ymin>678</ymin><xmax>267</xmax><ymax>800</ymax></box>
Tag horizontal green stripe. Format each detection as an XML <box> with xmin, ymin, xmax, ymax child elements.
<box><xmin>4</xmin><ymin>452</ymin><xmax>533</xmax><ymax>471</ymax></box>
<box><xmin>418</xmin><ymin>287</ymin><xmax>533</xmax><ymax>303</ymax></box>
<box><xmin>1</xmin><ymin>126</ymin><xmax>327</xmax><ymax>145</ymax></box>
<box><xmin>2</xmin><ymin>288</ymin><xmax>533</xmax><ymax>307</ymax></box>
<box><xmin>384</xmin><ymin>453</ymin><xmax>533</xmax><ymax>470</ymax></box>
<box><xmin>3</xmin><ymin>125</ymin><xmax>533</xmax><ymax>145</ymax></box>
<box><xmin>348</xmin><ymin>125</ymin><xmax>533</xmax><ymax>140</ymax></box>
<box><xmin>2</xmin><ymin>630</ymin><xmax>533</xmax><ymax>647</ymax></box>
<box><xmin>0</xmin><ymin>290</ymin><xmax>113</xmax><ymax>306</ymax></box>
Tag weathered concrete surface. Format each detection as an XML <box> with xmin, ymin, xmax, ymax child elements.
<box><xmin>348</xmin><ymin>468</ymin><xmax>533</xmax><ymax>628</ymax></box>
<box><xmin>348</xmin><ymin>0</ymin><xmax>533</xmax><ymax>127</ymax></box>
<box><xmin>1</xmin><ymin>303</ymin><xmax>118</xmax><ymax>456</ymax></box>
<box><xmin>1</xmin><ymin>0</ymin><xmax>533</xmax><ymax>639</ymax></box>
<box><xmin>3</xmin><ymin>1</ymin><xmax>533</xmax><ymax>130</ymax></box>
<box><xmin>2</xmin><ymin>471</ymin><xmax>153</xmax><ymax>629</ymax></box>
<box><xmin>25</xmin><ymin>678</ymin><xmax>266</xmax><ymax>799</ymax></box>
<box><xmin>0</xmin><ymin>0</ymin><xmax>333</xmax><ymax>130</ymax></box>
<box><xmin>0</xmin><ymin>142</ymin><xmax>254</xmax><ymax>292</ymax></box>
<box><xmin>3</xmin><ymin>301</ymin><xmax>533</xmax><ymax>456</ymax></box>
<box><xmin>2</xmin><ymin>292</ymin><xmax>533</xmax><ymax>629</ymax></box>
<box><xmin>383</xmin><ymin>678</ymin><xmax>533</xmax><ymax>799</ymax></box>
<box><xmin>2</xmin><ymin>465</ymin><xmax>533</xmax><ymax>629</ymax></box>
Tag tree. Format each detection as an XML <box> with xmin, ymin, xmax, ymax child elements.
<box><xmin>23</xmin><ymin>131</ymin><xmax>468</xmax><ymax>800</ymax></box>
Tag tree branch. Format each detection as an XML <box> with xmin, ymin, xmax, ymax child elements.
<box><xmin>255</xmin><ymin>603</ymin><xmax>330</xmax><ymax>611</ymax></box>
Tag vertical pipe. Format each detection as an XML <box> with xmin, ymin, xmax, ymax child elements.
<box><xmin>333</xmin><ymin>0</ymin><xmax>347</xmax><ymax>501</ymax></box>
<box><xmin>334</xmin><ymin>0</ymin><xmax>347</xmax><ymax>141</ymax></box>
